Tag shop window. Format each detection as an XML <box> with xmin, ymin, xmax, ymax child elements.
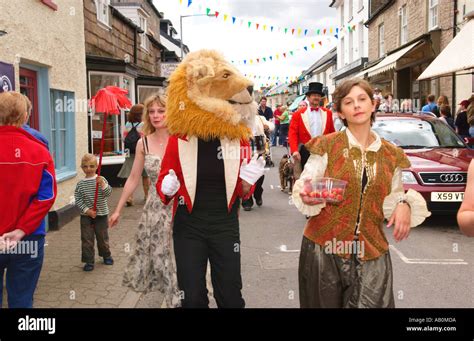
<box><xmin>139</xmin><ymin>15</ymin><xmax>149</xmax><ymax>51</ymax></box>
<box><xmin>400</xmin><ymin>5</ymin><xmax>408</xmax><ymax>45</ymax></box>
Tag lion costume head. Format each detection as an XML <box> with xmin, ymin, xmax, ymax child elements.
<box><xmin>165</xmin><ymin>49</ymin><xmax>257</xmax><ymax>141</ymax></box>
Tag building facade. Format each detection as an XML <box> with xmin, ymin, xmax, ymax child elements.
<box><xmin>329</xmin><ymin>0</ymin><xmax>369</xmax><ymax>85</ymax></box>
<box><xmin>0</xmin><ymin>0</ymin><xmax>88</xmax><ymax>229</ymax></box>
<box><xmin>362</xmin><ymin>0</ymin><xmax>456</xmax><ymax>110</ymax></box>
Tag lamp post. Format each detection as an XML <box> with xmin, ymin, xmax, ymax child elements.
<box><xmin>179</xmin><ymin>14</ymin><xmax>214</xmax><ymax>60</ymax></box>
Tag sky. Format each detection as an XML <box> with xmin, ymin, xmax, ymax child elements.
<box><xmin>153</xmin><ymin>0</ymin><xmax>338</xmax><ymax>88</ymax></box>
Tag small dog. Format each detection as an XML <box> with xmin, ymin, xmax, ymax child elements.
<box><xmin>279</xmin><ymin>154</ymin><xmax>295</xmax><ymax>194</ymax></box>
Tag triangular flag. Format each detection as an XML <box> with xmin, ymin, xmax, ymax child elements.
<box><xmin>263</xmin><ymin>25</ymin><xmax>266</xmax><ymax>31</ymax></box>
<box><xmin>206</xmin><ymin>8</ymin><xmax>211</xmax><ymax>15</ymax></box>
<box><xmin>304</xmin><ymin>46</ymin><xmax>308</xmax><ymax>51</ymax></box>
<box><xmin>257</xmin><ymin>58</ymin><xmax>259</xmax><ymax>63</ymax></box>
<box><xmin>318</xmin><ymin>41</ymin><xmax>322</xmax><ymax>46</ymax></box>
<box><xmin>276</xmin><ymin>54</ymin><xmax>279</xmax><ymax>59</ymax></box>
<box><xmin>263</xmin><ymin>57</ymin><xmax>266</xmax><ymax>62</ymax></box>
<box><xmin>284</xmin><ymin>28</ymin><xmax>288</xmax><ymax>34</ymax></box>
<box><xmin>269</xmin><ymin>56</ymin><xmax>272</xmax><ymax>60</ymax></box>
<box><xmin>250</xmin><ymin>59</ymin><xmax>253</xmax><ymax>64</ymax></box>
<box><xmin>336</xmin><ymin>28</ymin><xmax>339</xmax><ymax>33</ymax></box>
<box><xmin>271</xmin><ymin>26</ymin><xmax>274</xmax><ymax>32</ymax></box>
<box><xmin>244</xmin><ymin>60</ymin><xmax>247</xmax><ymax>64</ymax></box>
<box><xmin>187</xmin><ymin>0</ymin><xmax>192</xmax><ymax>7</ymax></box>
<box><xmin>348</xmin><ymin>26</ymin><xmax>351</xmax><ymax>32</ymax></box>
<box><xmin>335</xmin><ymin>34</ymin><xmax>338</xmax><ymax>39</ymax></box>
<box><xmin>317</xmin><ymin>29</ymin><xmax>320</xmax><ymax>35</ymax></box>
<box><xmin>290</xmin><ymin>51</ymin><xmax>293</xmax><ymax>55</ymax></box>
<box><xmin>323</xmin><ymin>28</ymin><xmax>327</xmax><ymax>34</ymax></box>
<box><xmin>180</xmin><ymin>0</ymin><xmax>182</xmax><ymax>4</ymax></box>
<box><xmin>224</xmin><ymin>14</ymin><xmax>228</xmax><ymax>21</ymax></box>
<box><xmin>304</xmin><ymin>29</ymin><xmax>308</xmax><ymax>35</ymax></box>
<box><xmin>215</xmin><ymin>11</ymin><xmax>219</xmax><ymax>18</ymax></box>
<box><xmin>330</xmin><ymin>27</ymin><xmax>333</xmax><ymax>33</ymax></box>
<box><xmin>283</xmin><ymin>53</ymin><xmax>286</xmax><ymax>58</ymax></box>
<box><xmin>256</xmin><ymin>23</ymin><xmax>259</xmax><ymax>30</ymax></box>
<box><xmin>232</xmin><ymin>17</ymin><xmax>236</xmax><ymax>24</ymax></box>
<box><xmin>311</xmin><ymin>43</ymin><xmax>315</xmax><ymax>48</ymax></box>
<box><xmin>298</xmin><ymin>28</ymin><xmax>302</xmax><ymax>35</ymax></box>
<box><xmin>248</xmin><ymin>21</ymin><xmax>251</xmax><ymax>28</ymax></box>
<box><xmin>352</xmin><ymin>25</ymin><xmax>356</xmax><ymax>31</ymax></box>
<box><xmin>291</xmin><ymin>28</ymin><xmax>295</xmax><ymax>34</ymax></box>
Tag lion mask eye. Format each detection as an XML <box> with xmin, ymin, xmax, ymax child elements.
<box><xmin>223</xmin><ymin>73</ymin><xmax>231</xmax><ymax>79</ymax></box>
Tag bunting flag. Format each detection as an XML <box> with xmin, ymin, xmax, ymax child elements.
<box><xmin>179</xmin><ymin>0</ymin><xmax>354</xmax><ymax>37</ymax></box>
<box><xmin>304</xmin><ymin>46</ymin><xmax>308</xmax><ymax>51</ymax></box>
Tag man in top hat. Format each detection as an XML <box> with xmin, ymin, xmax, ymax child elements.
<box><xmin>288</xmin><ymin>82</ymin><xmax>335</xmax><ymax>179</ymax></box>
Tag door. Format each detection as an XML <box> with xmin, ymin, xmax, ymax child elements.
<box><xmin>20</xmin><ymin>68</ymin><xmax>39</xmax><ymax>130</ymax></box>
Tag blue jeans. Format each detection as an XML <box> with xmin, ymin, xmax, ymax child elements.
<box><xmin>0</xmin><ymin>235</ymin><xmax>45</xmax><ymax>308</ymax></box>
<box><xmin>271</xmin><ymin>124</ymin><xmax>280</xmax><ymax>146</ymax></box>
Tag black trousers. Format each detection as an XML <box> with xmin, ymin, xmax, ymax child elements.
<box><xmin>242</xmin><ymin>175</ymin><xmax>265</xmax><ymax>208</ymax></box>
<box><xmin>173</xmin><ymin>211</ymin><xmax>245</xmax><ymax>308</ymax></box>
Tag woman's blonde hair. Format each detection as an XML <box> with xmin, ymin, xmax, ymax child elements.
<box><xmin>142</xmin><ymin>93</ymin><xmax>167</xmax><ymax>136</ymax></box>
<box><xmin>0</xmin><ymin>91</ymin><xmax>28</xmax><ymax>126</ymax></box>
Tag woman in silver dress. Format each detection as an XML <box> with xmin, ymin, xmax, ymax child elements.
<box><xmin>109</xmin><ymin>93</ymin><xmax>181</xmax><ymax>307</ymax></box>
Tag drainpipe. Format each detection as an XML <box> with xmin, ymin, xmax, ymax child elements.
<box><xmin>133</xmin><ymin>28</ymin><xmax>138</xmax><ymax>65</ymax></box>
<box><xmin>452</xmin><ymin>0</ymin><xmax>457</xmax><ymax>115</ymax></box>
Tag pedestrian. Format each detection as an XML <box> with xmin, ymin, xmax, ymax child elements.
<box><xmin>74</xmin><ymin>153</ymin><xmax>113</xmax><ymax>271</ymax></box>
<box><xmin>292</xmin><ymin>78</ymin><xmax>430</xmax><ymax>308</ymax></box>
<box><xmin>298</xmin><ymin>100</ymin><xmax>308</xmax><ymax>111</ymax></box>
<box><xmin>277</xmin><ymin>105</ymin><xmax>290</xmax><ymax>147</ymax></box>
<box><xmin>422</xmin><ymin>94</ymin><xmax>439</xmax><ymax>117</ymax></box>
<box><xmin>439</xmin><ymin>105</ymin><xmax>455</xmax><ymax>129</ymax></box>
<box><xmin>0</xmin><ymin>91</ymin><xmax>57</xmax><ymax>308</ymax></box>
<box><xmin>117</xmin><ymin>104</ymin><xmax>150</xmax><ymax>206</ymax></box>
<box><xmin>109</xmin><ymin>93</ymin><xmax>181</xmax><ymax>307</ymax></box>
<box><xmin>241</xmin><ymin>114</ymin><xmax>274</xmax><ymax>211</ymax></box>
<box><xmin>288</xmin><ymin>82</ymin><xmax>335</xmax><ymax>180</ymax></box>
<box><xmin>458</xmin><ymin>160</ymin><xmax>474</xmax><ymax>236</ymax></box>
<box><xmin>454</xmin><ymin>100</ymin><xmax>471</xmax><ymax>139</ymax></box>
<box><xmin>258</xmin><ymin>96</ymin><xmax>274</xmax><ymax>122</ymax></box>
<box><xmin>437</xmin><ymin>95</ymin><xmax>449</xmax><ymax>109</ymax></box>
<box><xmin>271</xmin><ymin>104</ymin><xmax>282</xmax><ymax>146</ymax></box>
<box><xmin>466</xmin><ymin>94</ymin><xmax>474</xmax><ymax>137</ymax></box>
<box><xmin>379</xmin><ymin>93</ymin><xmax>393</xmax><ymax>112</ymax></box>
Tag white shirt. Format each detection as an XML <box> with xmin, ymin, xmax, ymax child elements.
<box><xmin>308</xmin><ymin>107</ymin><xmax>322</xmax><ymax>137</ymax></box>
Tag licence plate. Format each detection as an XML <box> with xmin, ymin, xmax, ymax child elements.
<box><xmin>431</xmin><ymin>192</ymin><xmax>464</xmax><ymax>202</ymax></box>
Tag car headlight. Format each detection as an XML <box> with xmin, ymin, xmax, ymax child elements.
<box><xmin>402</xmin><ymin>171</ymin><xmax>418</xmax><ymax>184</ymax></box>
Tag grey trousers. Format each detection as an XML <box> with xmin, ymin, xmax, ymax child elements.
<box><xmin>298</xmin><ymin>236</ymin><xmax>395</xmax><ymax>308</ymax></box>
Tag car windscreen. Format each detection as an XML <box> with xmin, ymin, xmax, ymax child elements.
<box><xmin>372</xmin><ymin>118</ymin><xmax>466</xmax><ymax>148</ymax></box>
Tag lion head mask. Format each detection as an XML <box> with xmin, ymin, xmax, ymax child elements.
<box><xmin>165</xmin><ymin>49</ymin><xmax>257</xmax><ymax>141</ymax></box>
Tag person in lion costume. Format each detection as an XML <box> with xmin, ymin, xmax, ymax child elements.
<box><xmin>157</xmin><ymin>50</ymin><xmax>265</xmax><ymax>308</ymax></box>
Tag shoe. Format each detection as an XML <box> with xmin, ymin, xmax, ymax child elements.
<box><xmin>83</xmin><ymin>263</ymin><xmax>94</xmax><ymax>271</ymax></box>
<box><xmin>103</xmin><ymin>257</ymin><xmax>114</xmax><ymax>265</ymax></box>
<box><xmin>126</xmin><ymin>199</ymin><xmax>133</xmax><ymax>207</ymax></box>
<box><xmin>256</xmin><ymin>198</ymin><xmax>263</xmax><ymax>206</ymax></box>
<box><xmin>243</xmin><ymin>206</ymin><xmax>252</xmax><ymax>211</ymax></box>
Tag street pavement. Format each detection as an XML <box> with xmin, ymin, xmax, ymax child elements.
<box><xmin>29</xmin><ymin>145</ymin><xmax>474</xmax><ymax>308</ymax></box>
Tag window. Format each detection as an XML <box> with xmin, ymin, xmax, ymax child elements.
<box><xmin>139</xmin><ymin>15</ymin><xmax>148</xmax><ymax>50</ymax></box>
<box><xmin>359</xmin><ymin>0</ymin><xmax>364</xmax><ymax>11</ymax></box>
<box><xmin>341</xmin><ymin>37</ymin><xmax>345</xmax><ymax>66</ymax></box>
<box><xmin>341</xmin><ymin>4</ymin><xmax>344</xmax><ymax>26</ymax></box>
<box><xmin>95</xmin><ymin>0</ymin><xmax>110</xmax><ymax>27</ymax></box>
<box><xmin>88</xmin><ymin>72</ymin><xmax>135</xmax><ymax>159</ymax></box>
<box><xmin>378</xmin><ymin>23</ymin><xmax>385</xmax><ymax>58</ymax></box>
<box><xmin>349</xmin><ymin>29</ymin><xmax>354</xmax><ymax>63</ymax></box>
<box><xmin>359</xmin><ymin>22</ymin><xmax>364</xmax><ymax>58</ymax></box>
<box><xmin>50</xmin><ymin>90</ymin><xmax>76</xmax><ymax>176</ymax></box>
<box><xmin>400</xmin><ymin>5</ymin><xmax>408</xmax><ymax>44</ymax></box>
<box><xmin>429</xmin><ymin>0</ymin><xmax>438</xmax><ymax>30</ymax></box>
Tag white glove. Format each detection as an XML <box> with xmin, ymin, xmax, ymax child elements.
<box><xmin>161</xmin><ymin>170</ymin><xmax>180</xmax><ymax>197</ymax></box>
<box><xmin>239</xmin><ymin>154</ymin><xmax>266</xmax><ymax>185</ymax></box>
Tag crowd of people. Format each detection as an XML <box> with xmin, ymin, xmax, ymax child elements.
<box><xmin>1</xmin><ymin>73</ymin><xmax>473</xmax><ymax>308</ymax></box>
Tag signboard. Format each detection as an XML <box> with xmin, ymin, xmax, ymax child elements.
<box><xmin>0</xmin><ymin>61</ymin><xmax>15</xmax><ymax>93</ymax></box>
<box><xmin>160</xmin><ymin>63</ymin><xmax>179</xmax><ymax>79</ymax></box>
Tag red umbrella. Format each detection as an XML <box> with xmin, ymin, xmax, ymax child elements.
<box><xmin>89</xmin><ymin>86</ymin><xmax>132</xmax><ymax>212</ymax></box>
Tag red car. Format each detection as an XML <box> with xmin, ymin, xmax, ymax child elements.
<box><xmin>372</xmin><ymin>113</ymin><xmax>474</xmax><ymax>215</ymax></box>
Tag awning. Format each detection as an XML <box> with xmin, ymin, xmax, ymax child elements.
<box><xmin>364</xmin><ymin>41</ymin><xmax>422</xmax><ymax>78</ymax></box>
<box><xmin>418</xmin><ymin>19</ymin><xmax>474</xmax><ymax>80</ymax></box>
<box><xmin>288</xmin><ymin>94</ymin><xmax>306</xmax><ymax>111</ymax></box>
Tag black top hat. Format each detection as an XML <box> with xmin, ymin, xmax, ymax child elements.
<box><xmin>305</xmin><ymin>82</ymin><xmax>325</xmax><ymax>96</ymax></box>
